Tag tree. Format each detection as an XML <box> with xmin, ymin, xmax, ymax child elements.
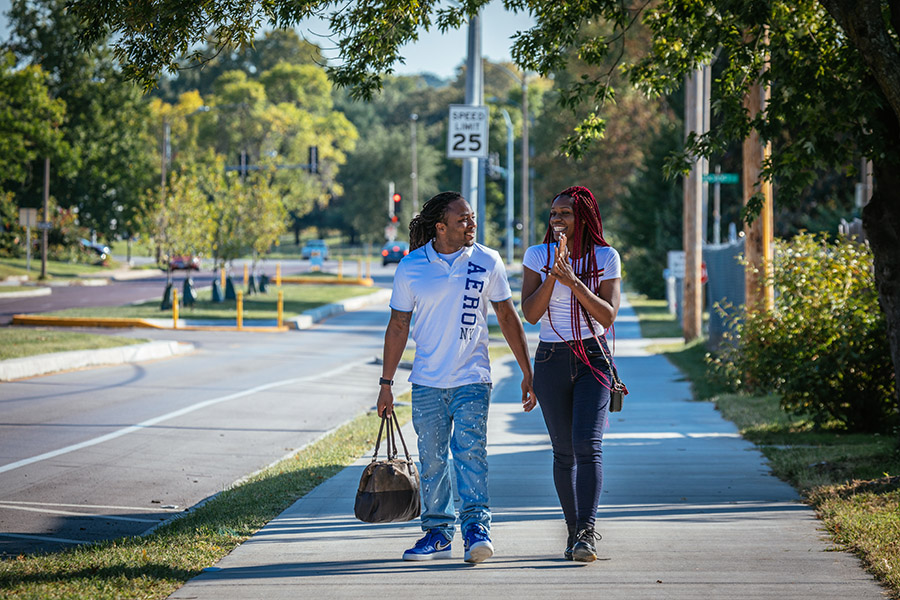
<box><xmin>72</xmin><ymin>0</ymin><xmax>900</xmax><ymax>411</ymax></box>
<box><xmin>5</xmin><ymin>0</ymin><xmax>157</xmax><ymax>242</ymax></box>
<box><xmin>0</xmin><ymin>52</ymin><xmax>70</xmax><ymax>195</ymax></box>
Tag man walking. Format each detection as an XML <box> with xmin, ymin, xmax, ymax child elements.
<box><xmin>377</xmin><ymin>191</ymin><xmax>536</xmax><ymax>564</ymax></box>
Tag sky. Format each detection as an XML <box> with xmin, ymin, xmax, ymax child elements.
<box><xmin>0</xmin><ymin>1</ymin><xmax>535</xmax><ymax>80</ymax></box>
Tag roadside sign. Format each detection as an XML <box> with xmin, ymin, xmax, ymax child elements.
<box><xmin>703</xmin><ymin>172</ymin><xmax>739</xmax><ymax>184</ymax></box>
<box><xmin>37</xmin><ymin>221</ymin><xmax>53</xmax><ymax>230</ymax></box>
<box><xmin>668</xmin><ymin>251</ymin><xmax>685</xmax><ymax>278</ymax></box>
<box><xmin>384</xmin><ymin>224</ymin><xmax>397</xmax><ymax>241</ymax></box>
<box><xmin>18</xmin><ymin>208</ymin><xmax>37</xmax><ymax>227</ymax></box>
<box><xmin>447</xmin><ymin>105</ymin><xmax>489</xmax><ymax>159</ymax></box>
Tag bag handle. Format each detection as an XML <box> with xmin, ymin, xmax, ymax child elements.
<box><xmin>370</xmin><ymin>412</ymin><xmax>414</xmax><ymax>463</ymax></box>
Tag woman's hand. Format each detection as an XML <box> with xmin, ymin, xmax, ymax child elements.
<box><xmin>551</xmin><ymin>233</ymin><xmax>579</xmax><ymax>288</ymax></box>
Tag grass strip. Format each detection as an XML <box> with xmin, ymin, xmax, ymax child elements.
<box><xmin>0</xmin><ymin>258</ymin><xmax>116</xmax><ymax>280</ymax></box>
<box><xmin>0</xmin><ymin>329</ymin><xmax>147</xmax><ymax>361</ymax></box>
<box><xmin>0</xmin><ymin>403</ymin><xmax>412</xmax><ymax>600</ymax></box>
<box><xmin>43</xmin><ymin>284</ymin><xmax>373</xmax><ymax>321</ymax></box>
<box><xmin>630</xmin><ymin>293</ymin><xmax>900</xmax><ymax>599</ymax></box>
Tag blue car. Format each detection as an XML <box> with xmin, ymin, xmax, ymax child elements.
<box><xmin>80</xmin><ymin>238</ymin><xmax>110</xmax><ymax>262</ymax></box>
<box><xmin>381</xmin><ymin>241</ymin><xmax>409</xmax><ymax>266</ymax></box>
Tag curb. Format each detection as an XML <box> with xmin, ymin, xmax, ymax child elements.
<box><xmin>0</xmin><ymin>340</ymin><xmax>196</xmax><ymax>382</ymax></box>
<box><xmin>287</xmin><ymin>289</ymin><xmax>392</xmax><ymax>329</ymax></box>
<box><xmin>0</xmin><ymin>287</ymin><xmax>52</xmax><ymax>299</ymax></box>
<box><xmin>10</xmin><ymin>288</ymin><xmax>392</xmax><ymax>332</ymax></box>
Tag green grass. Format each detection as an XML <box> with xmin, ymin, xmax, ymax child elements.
<box><xmin>630</xmin><ymin>294</ymin><xmax>900</xmax><ymax>599</ymax></box>
<box><xmin>627</xmin><ymin>295</ymin><xmax>683</xmax><ymax>338</ymax></box>
<box><xmin>45</xmin><ymin>283</ymin><xmax>374</xmax><ymax>321</ymax></box>
<box><xmin>0</xmin><ymin>329</ymin><xmax>147</xmax><ymax>361</ymax></box>
<box><xmin>0</xmin><ymin>286</ymin><xmax>36</xmax><ymax>294</ymax></box>
<box><xmin>0</xmin><ymin>403</ymin><xmax>412</xmax><ymax>600</ymax></box>
<box><xmin>0</xmin><ymin>257</ymin><xmax>116</xmax><ymax>280</ymax></box>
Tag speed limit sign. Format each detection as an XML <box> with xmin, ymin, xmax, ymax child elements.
<box><xmin>447</xmin><ymin>105</ymin><xmax>489</xmax><ymax>159</ymax></box>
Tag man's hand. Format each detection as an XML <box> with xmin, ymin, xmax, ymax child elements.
<box><xmin>377</xmin><ymin>386</ymin><xmax>394</xmax><ymax>418</ymax></box>
<box><xmin>521</xmin><ymin>378</ymin><xmax>537</xmax><ymax>412</ymax></box>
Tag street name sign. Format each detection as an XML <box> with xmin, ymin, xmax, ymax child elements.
<box><xmin>703</xmin><ymin>172</ymin><xmax>739</xmax><ymax>184</ymax></box>
<box><xmin>447</xmin><ymin>105</ymin><xmax>489</xmax><ymax>159</ymax></box>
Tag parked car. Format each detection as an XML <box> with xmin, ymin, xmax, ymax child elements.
<box><xmin>381</xmin><ymin>241</ymin><xmax>410</xmax><ymax>265</ymax></box>
<box><xmin>79</xmin><ymin>238</ymin><xmax>110</xmax><ymax>262</ymax></box>
<box><xmin>169</xmin><ymin>254</ymin><xmax>201</xmax><ymax>270</ymax></box>
<box><xmin>301</xmin><ymin>239</ymin><xmax>329</xmax><ymax>260</ymax></box>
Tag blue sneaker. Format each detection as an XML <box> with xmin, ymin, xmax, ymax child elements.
<box><xmin>402</xmin><ymin>530</ymin><xmax>452</xmax><ymax>561</ymax></box>
<box><xmin>463</xmin><ymin>523</ymin><xmax>493</xmax><ymax>563</ymax></box>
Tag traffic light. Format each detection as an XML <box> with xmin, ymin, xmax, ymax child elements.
<box><xmin>391</xmin><ymin>193</ymin><xmax>401</xmax><ymax>223</ymax></box>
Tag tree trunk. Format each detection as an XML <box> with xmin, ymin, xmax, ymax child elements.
<box><xmin>865</xmin><ymin>155</ymin><xmax>900</xmax><ymax>403</ymax></box>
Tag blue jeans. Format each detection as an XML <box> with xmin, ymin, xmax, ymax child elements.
<box><xmin>533</xmin><ymin>339</ymin><xmax>611</xmax><ymax>531</ymax></box>
<box><xmin>411</xmin><ymin>383</ymin><xmax>491</xmax><ymax>539</ymax></box>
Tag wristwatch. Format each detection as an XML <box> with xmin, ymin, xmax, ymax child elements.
<box><xmin>379</xmin><ymin>377</ymin><xmax>394</xmax><ymax>386</ymax></box>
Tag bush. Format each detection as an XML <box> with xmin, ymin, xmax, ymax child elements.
<box><xmin>711</xmin><ymin>232</ymin><xmax>896</xmax><ymax>433</ymax></box>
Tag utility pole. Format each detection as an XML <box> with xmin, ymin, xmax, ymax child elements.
<box><xmin>462</xmin><ymin>10</ymin><xmax>484</xmax><ymax>242</ymax></box>
<box><xmin>40</xmin><ymin>158</ymin><xmax>49</xmax><ymax>280</ymax></box>
<box><xmin>410</xmin><ymin>113</ymin><xmax>419</xmax><ymax>214</ymax></box>
<box><xmin>682</xmin><ymin>69</ymin><xmax>705</xmax><ymax>342</ymax></box>
<box><xmin>743</xmin><ymin>31</ymin><xmax>775</xmax><ymax>313</ymax></box>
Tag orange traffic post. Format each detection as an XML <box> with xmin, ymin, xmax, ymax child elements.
<box><xmin>220</xmin><ymin>267</ymin><xmax>225</xmax><ymax>291</ymax></box>
<box><xmin>338</xmin><ymin>257</ymin><xmax>344</xmax><ymax>280</ymax></box>
<box><xmin>243</xmin><ymin>263</ymin><xmax>248</xmax><ymax>287</ymax></box>
<box><xmin>357</xmin><ymin>259</ymin><xmax>362</xmax><ymax>280</ymax></box>
<box><xmin>172</xmin><ymin>288</ymin><xmax>179</xmax><ymax>329</ymax></box>
<box><xmin>366</xmin><ymin>254</ymin><xmax>371</xmax><ymax>279</ymax></box>
<box><xmin>276</xmin><ymin>262</ymin><xmax>282</xmax><ymax>287</ymax></box>
<box><xmin>277</xmin><ymin>289</ymin><xmax>284</xmax><ymax>328</ymax></box>
<box><xmin>236</xmin><ymin>290</ymin><xmax>244</xmax><ymax>330</ymax></box>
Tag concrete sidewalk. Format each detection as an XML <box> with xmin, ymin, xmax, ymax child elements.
<box><xmin>169</xmin><ymin>299</ymin><xmax>884</xmax><ymax>600</ymax></box>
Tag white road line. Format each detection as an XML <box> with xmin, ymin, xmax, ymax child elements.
<box><xmin>0</xmin><ymin>532</ymin><xmax>86</xmax><ymax>545</ymax></box>
<box><xmin>0</xmin><ymin>360</ymin><xmax>367</xmax><ymax>475</ymax></box>
<box><xmin>0</xmin><ymin>504</ymin><xmax>159</xmax><ymax>523</ymax></box>
<box><xmin>0</xmin><ymin>500</ymin><xmax>179</xmax><ymax>512</ymax></box>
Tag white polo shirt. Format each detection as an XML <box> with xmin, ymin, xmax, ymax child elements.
<box><xmin>391</xmin><ymin>240</ymin><xmax>512</xmax><ymax>388</ymax></box>
<box><xmin>523</xmin><ymin>243</ymin><xmax>621</xmax><ymax>342</ymax></box>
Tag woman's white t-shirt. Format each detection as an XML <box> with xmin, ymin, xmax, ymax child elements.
<box><xmin>522</xmin><ymin>243</ymin><xmax>621</xmax><ymax>342</ymax></box>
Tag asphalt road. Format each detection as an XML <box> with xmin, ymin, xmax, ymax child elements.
<box><xmin>0</xmin><ymin>258</ymin><xmax>401</xmax><ymax>557</ymax></box>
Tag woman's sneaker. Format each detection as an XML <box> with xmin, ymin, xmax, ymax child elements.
<box><xmin>402</xmin><ymin>530</ymin><xmax>452</xmax><ymax>561</ymax></box>
<box><xmin>463</xmin><ymin>523</ymin><xmax>494</xmax><ymax>563</ymax></box>
<box><xmin>572</xmin><ymin>527</ymin><xmax>601</xmax><ymax>562</ymax></box>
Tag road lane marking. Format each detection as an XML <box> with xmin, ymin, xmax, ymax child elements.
<box><xmin>0</xmin><ymin>359</ymin><xmax>368</xmax><ymax>475</ymax></box>
<box><xmin>0</xmin><ymin>500</ymin><xmax>179</xmax><ymax>512</ymax></box>
<box><xmin>0</xmin><ymin>504</ymin><xmax>159</xmax><ymax>523</ymax></box>
<box><xmin>0</xmin><ymin>532</ymin><xmax>86</xmax><ymax>545</ymax></box>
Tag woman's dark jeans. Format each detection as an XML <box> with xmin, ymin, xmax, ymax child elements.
<box><xmin>533</xmin><ymin>338</ymin><xmax>611</xmax><ymax>531</ymax></box>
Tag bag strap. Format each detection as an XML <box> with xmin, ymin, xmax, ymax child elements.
<box><xmin>581</xmin><ymin>306</ymin><xmax>627</xmax><ymax>394</ymax></box>
<box><xmin>391</xmin><ymin>412</ymin><xmax>414</xmax><ymax>462</ymax></box>
<box><xmin>371</xmin><ymin>413</ymin><xmax>414</xmax><ymax>462</ymax></box>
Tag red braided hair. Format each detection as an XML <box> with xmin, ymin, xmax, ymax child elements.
<box><xmin>543</xmin><ymin>186</ymin><xmax>615</xmax><ymax>388</ymax></box>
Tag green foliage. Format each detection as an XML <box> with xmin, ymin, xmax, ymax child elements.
<box><xmin>5</xmin><ymin>0</ymin><xmax>157</xmax><ymax>241</ymax></box>
<box><xmin>0</xmin><ymin>192</ymin><xmax>23</xmax><ymax>257</ymax></box>
<box><xmin>0</xmin><ymin>53</ymin><xmax>70</xmax><ymax>192</ymax></box>
<box><xmin>711</xmin><ymin>233</ymin><xmax>897</xmax><ymax>433</ymax></box>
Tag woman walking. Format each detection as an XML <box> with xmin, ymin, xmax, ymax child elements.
<box><xmin>520</xmin><ymin>185</ymin><xmax>622</xmax><ymax>562</ymax></box>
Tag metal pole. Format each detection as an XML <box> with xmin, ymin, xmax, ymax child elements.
<box><xmin>462</xmin><ymin>10</ymin><xmax>483</xmax><ymax>242</ymax></box>
<box><xmin>713</xmin><ymin>165</ymin><xmax>722</xmax><ymax>245</ymax></box>
<box><xmin>410</xmin><ymin>113</ymin><xmax>419</xmax><ymax>214</ymax></box>
<box><xmin>501</xmin><ymin>109</ymin><xmax>515</xmax><ymax>264</ymax></box>
<box><xmin>521</xmin><ymin>75</ymin><xmax>530</xmax><ymax>249</ymax></box>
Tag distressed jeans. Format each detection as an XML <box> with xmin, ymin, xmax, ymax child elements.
<box><xmin>411</xmin><ymin>383</ymin><xmax>492</xmax><ymax>539</ymax></box>
<box><xmin>533</xmin><ymin>338</ymin><xmax>611</xmax><ymax>530</ymax></box>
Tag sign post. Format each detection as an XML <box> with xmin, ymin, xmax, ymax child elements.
<box><xmin>703</xmin><ymin>168</ymin><xmax>739</xmax><ymax>244</ymax></box>
<box><xmin>18</xmin><ymin>208</ymin><xmax>37</xmax><ymax>272</ymax></box>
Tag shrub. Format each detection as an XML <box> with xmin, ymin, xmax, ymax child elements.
<box><xmin>711</xmin><ymin>232</ymin><xmax>896</xmax><ymax>433</ymax></box>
